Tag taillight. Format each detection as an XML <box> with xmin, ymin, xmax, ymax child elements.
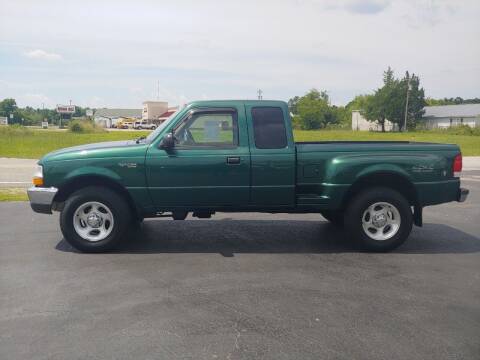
<box><xmin>453</xmin><ymin>153</ymin><xmax>462</xmax><ymax>177</ymax></box>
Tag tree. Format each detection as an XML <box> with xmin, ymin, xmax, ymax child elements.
<box><xmin>0</xmin><ymin>98</ymin><xmax>19</xmax><ymax>123</ymax></box>
<box><xmin>287</xmin><ymin>96</ymin><xmax>300</xmax><ymax>115</ymax></box>
<box><xmin>363</xmin><ymin>89</ymin><xmax>390</xmax><ymax>132</ymax></box>
<box><xmin>362</xmin><ymin>69</ymin><xmax>397</xmax><ymax>132</ymax></box>
<box><xmin>401</xmin><ymin>72</ymin><xmax>426</xmax><ymax>130</ymax></box>
<box><xmin>296</xmin><ymin>89</ymin><xmax>336</xmax><ymax>129</ymax></box>
<box><xmin>425</xmin><ymin>97</ymin><xmax>480</xmax><ymax>105</ymax></box>
<box><xmin>362</xmin><ymin>67</ymin><xmax>425</xmax><ymax>131</ymax></box>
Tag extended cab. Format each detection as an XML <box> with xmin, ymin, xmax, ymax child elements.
<box><xmin>28</xmin><ymin>100</ymin><xmax>469</xmax><ymax>252</ymax></box>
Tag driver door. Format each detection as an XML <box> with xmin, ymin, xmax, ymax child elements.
<box><xmin>146</xmin><ymin>106</ymin><xmax>251</xmax><ymax>208</ymax></box>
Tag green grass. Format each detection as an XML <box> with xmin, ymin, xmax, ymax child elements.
<box><xmin>0</xmin><ymin>127</ymin><xmax>478</xmax><ymax>158</ymax></box>
<box><xmin>0</xmin><ymin>128</ymin><xmax>150</xmax><ymax>158</ymax></box>
<box><xmin>0</xmin><ymin>188</ymin><xmax>28</xmax><ymax>202</ymax></box>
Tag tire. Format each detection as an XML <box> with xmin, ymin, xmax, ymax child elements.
<box><xmin>320</xmin><ymin>210</ymin><xmax>344</xmax><ymax>227</ymax></box>
<box><xmin>60</xmin><ymin>186</ymin><xmax>131</xmax><ymax>253</ymax></box>
<box><xmin>172</xmin><ymin>211</ymin><xmax>188</xmax><ymax>220</ymax></box>
<box><xmin>344</xmin><ymin>187</ymin><xmax>413</xmax><ymax>252</ymax></box>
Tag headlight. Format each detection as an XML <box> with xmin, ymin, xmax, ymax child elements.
<box><xmin>33</xmin><ymin>165</ymin><xmax>44</xmax><ymax>186</ymax></box>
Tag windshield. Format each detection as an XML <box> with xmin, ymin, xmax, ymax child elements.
<box><xmin>145</xmin><ymin>111</ymin><xmax>179</xmax><ymax>143</ymax></box>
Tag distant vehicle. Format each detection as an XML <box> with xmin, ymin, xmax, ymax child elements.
<box><xmin>134</xmin><ymin>121</ymin><xmax>156</xmax><ymax>130</ymax></box>
<box><xmin>115</xmin><ymin>118</ymin><xmax>136</xmax><ymax>129</ymax></box>
<box><xmin>28</xmin><ymin>100</ymin><xmax>468</xmax><ymax>253</ymax></box>
<box><xmin>120</xmin><ymin>121</ymin><xmax>133</xmax><ymax>129</ymax></box>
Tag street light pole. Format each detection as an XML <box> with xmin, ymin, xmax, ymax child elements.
<box><xmin>404</xmin><ymin>78</ymin><xmax>411</xmax><ymax>132</ymax></box>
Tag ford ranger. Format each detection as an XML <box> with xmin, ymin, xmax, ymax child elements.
<box><xmin>27</xmin><ymin>100</ymin><xmax>469</xmax><ymax>252</ymax></box>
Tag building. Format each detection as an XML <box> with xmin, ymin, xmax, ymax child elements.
<box><xmin>94</xmin><ymin>108</ymin><xmax>142</xmax><ymax>128</ymax></box>
<box><xmin>422</xmin><ymin>104</ymin><xmax>480</xmax><ymax>129</ymax></box>
<box><xmin>143</xmin><ymin>101</ymin><xmax>179</xmax><ymax>124</ymax></box>
<box><xmin>142</xmin><ymin>101</ymin><xmax>168</xmax><ymax>122</ymax></box>
<box><xmin>158</xmin><ymin>107</ymin><xmax>179</xmax><ymax>123</ymax></box>
<box><xmin>351</xmin><ymin>110</ymin><xmax>397</xmax><ymax>131</ymax></box>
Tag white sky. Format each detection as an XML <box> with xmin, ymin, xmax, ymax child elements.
<box><xmin>0</xmin><ymin>0</ymin><xmax>479</xmax><ymax>108</ymax></box>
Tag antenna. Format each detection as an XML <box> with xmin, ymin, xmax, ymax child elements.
<box><xmin>157</xmin><ymin>80</ymin><xmax>160</xmax><ymax>101</ymax></box>
<box><xmin>257</xmin><ymin>89</ymin><xmax>263</xmax><ymax>100</ymax></box>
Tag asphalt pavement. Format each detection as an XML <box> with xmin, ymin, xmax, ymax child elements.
<box><xmin>0</xmin><ymin>177</ymin><xmax>479</xmax><ymax>359</ymax></box>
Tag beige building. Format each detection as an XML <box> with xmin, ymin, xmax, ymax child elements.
<box><xmin>142</xmin><ymin>101</ymin><xmax>168</xmax><ymax>122</ymax></box>
<box><xmin>142</xmin><ymin>101</ymin><xmax>180</xmax><ymax>124</ymax></box>
<box><xmin>351</xmin><ymin>110</ymin><xmax>397</xmax><ymax>131</ymax></box>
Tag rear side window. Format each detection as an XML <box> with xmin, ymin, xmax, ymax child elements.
<box><xmin>251</xmin><ymin>107</ymin><xmax>288</xmax><ymax>149</ymax></box>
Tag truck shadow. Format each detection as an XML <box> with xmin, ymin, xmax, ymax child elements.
<box><xmin>55</xmin><ymin>220</ymin><xmax>480</xmax><ymax>255</ymax></box>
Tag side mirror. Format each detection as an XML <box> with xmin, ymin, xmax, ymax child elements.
<box><xmin>159</xmin><ymin>132</ymin><xmax>175</xmax><ymax>150</ymax></box>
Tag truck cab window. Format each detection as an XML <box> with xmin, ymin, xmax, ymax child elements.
<box><xmin>251</xmin><ymin>107</ymin><xmax>287</xmax><ymax>149</ymax></box>
<box><xmin>175</xmin><ymin>112</ymin><xmax>238</xmax><ymax>148</ymax></box>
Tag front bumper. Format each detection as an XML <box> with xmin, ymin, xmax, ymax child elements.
<box><xmin>27</xmin><ymin>186</ymin><xmax>58</xmax><ymax>214</ymax></box>
<box><xmin>457</xmin><ymin>187</ymin><xmax>469</xmax><ymax>202</ymax></box>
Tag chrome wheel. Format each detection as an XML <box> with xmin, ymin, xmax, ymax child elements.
<box><xmin>361</xmin><ymin>202</ymin><xmax>401</xmax><ymax>241</ymax></box>
<box><xmin>73</xmin><ymin>201</ymin><xmax>114</xmax><ymax>242</ymax></box>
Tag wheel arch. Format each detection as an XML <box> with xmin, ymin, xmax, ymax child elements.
<box><xmin>53</xmin><ymin>175</ymin><xmax>141</xmax><ymax>220</ymax></box>
<box><xmin>341</xmin><ymin>171</ymin><xmax>419</xmax><ymax>211</ymax></box>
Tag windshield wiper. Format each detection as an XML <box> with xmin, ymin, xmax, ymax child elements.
<box><xmin>135</xmin><ymin>136</ymin><xmax>146</xmax><ymax>144</ymax></box>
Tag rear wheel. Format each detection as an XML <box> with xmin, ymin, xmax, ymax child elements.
<box><xmin>60</xmin><ymin>186</ymin><xmax>131</xmax><ymax>253</ymax></box>
<box><xmin>344</xmin><ymin>187</ymin><xmax>413</xmax><ymax>252</ymax></box>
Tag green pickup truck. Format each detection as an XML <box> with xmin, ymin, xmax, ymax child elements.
<box><xmin>28</xmin><ymin>100</ymin><xmax>469</xmax><ymax>253</ymax></box>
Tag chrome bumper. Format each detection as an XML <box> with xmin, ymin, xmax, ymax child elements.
<box><xmin>457</xmin><ymin>187</ymin><xmax>469</xmax><ymax>203</ymax></box>
<box><xmin>27</xmin><ymin>186</ymin><xmax>58</xmax><ymax>214</ymax></box>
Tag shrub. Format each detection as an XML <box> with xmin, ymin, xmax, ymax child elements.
<box><xmin>0</xmin><ymin>124</ymin><xmax>32</xmax><ymax>136</ymax></box>
<box><xmin>417</xmin><ymin>124</ymin><xmax>480</xmax><ymax>136</ymax></box>
<box><xmin>68</xmin><ymin>120</ymin><xmax>105</xmax><ymax>133</ymax></box>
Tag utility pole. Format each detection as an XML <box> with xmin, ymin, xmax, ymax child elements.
<box><xmin>404</xmin><ymin>78</ymin><xmax>411</xmax><ymax>132</ymax></box>
<box><xmin>257</xmin><ymin>89</ymin><xmax>263</xmax><ymax>100</ymax></box>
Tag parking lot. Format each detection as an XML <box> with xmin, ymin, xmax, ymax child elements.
<box><xmin>1</xmin><ymin>175</ymin><xmax>479</xmax><ymax>359</ymax></box>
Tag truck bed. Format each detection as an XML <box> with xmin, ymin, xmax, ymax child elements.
<box><xmin>294</xmin><ymin>140</ymin><xmax>461</xmax><ymax>209</ymax></box>
<box><xmin>295</xmin><ymin>141</ymin><xmax>458</xmax><ymax>153</ymax></box>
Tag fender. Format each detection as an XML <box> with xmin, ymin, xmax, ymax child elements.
<box><xmin>61</xmin><ymin>165</ymin><xmax>124</xmax><ymax>185</ymax></box>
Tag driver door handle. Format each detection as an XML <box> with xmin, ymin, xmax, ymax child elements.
<box><xmin>226</xmin><ymin>156</ymin><xmax>241</xmax><ymax>165</ymax></box>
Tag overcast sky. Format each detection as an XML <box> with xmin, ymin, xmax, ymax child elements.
<box><xmin>1</xmin><ymin>0</ymin><xmax>479</xmax><ymax>108</ymax></box>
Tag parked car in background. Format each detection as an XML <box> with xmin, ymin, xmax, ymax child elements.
<box><xmin>134</xmin><ymin>121</ymin><xmax>156</xmax><ymax>130</ymax></box>
<box><xmin>28</xmin><ymin>100</ymin><xmax>468</xmax><ymax>253</ymax></box>
<box><xmin>120</xmin><ymin>121</ymin><xmax>133</xmax><ymax>129</ymax></box>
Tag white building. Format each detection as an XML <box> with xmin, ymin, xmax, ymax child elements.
<box><xmin>94</xmin><ymin>109</ymin><xmax>142</xmax><ymax>128</ymax></box>
<box><xmin>351</xmin><ymin>110</ymin><xmax>397</xmax><ymax>131</ymax></box>
<box><xmin>422</xmin><ymin>104</ymin><xmax>480</xmax><ymax>128</ymax></box>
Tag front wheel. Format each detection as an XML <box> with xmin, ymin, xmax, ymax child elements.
<box><xmin>60</xmin><ymin>186</ymin><xmax>131</xmax><ymax>253</ymax></box>
<box><xmin>344</xmin><ymin>187</ymin><xmax>413</xmax><ymax>252</ymax></box>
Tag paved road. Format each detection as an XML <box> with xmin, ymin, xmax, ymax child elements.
<box><xmin>0</xmin><ymin>158</ymin><xmax>37</xmax><ymax>188</ymax></box>
<box><xmin>1</xmin><ymin>179</ymin><xmax>479</xmax><ymax>359</ymax></box>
